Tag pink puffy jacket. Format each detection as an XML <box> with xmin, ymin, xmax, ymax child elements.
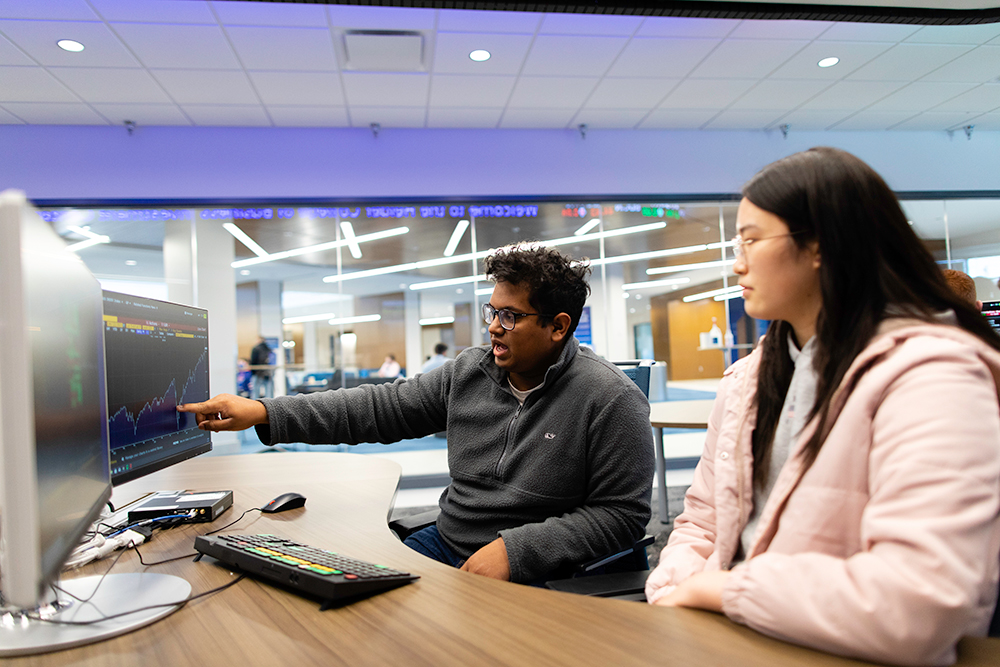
<box><xmin>646</xmin><ymin>320</ymin><xmax>1000</xmax><ymax>666</ymax></box>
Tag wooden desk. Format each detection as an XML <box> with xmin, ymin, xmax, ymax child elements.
<box><xmin>649</xmin><ymin>399</ymin><xmax>715</xmax><ymax>523</ymax></box>
<box><xmin>18</xmin><ymin>452</ymin><xmax>997</xmax><ymax>667</ymax></box>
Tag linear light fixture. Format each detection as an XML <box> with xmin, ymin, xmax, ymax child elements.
<box><xmin>590</xmin><ymin>241</ymin><xmax>730</xmax><ymax>268</ymax></box>
<box><xmin>283</xmin><ymin>312</ymin><xmax>339</xmax><ymax>324</ymax></box>
<box><xmin>419</xmin><ymin>316</ymin><xmax>455</xmax><ymax>326</ymax></box>
<box><xmin>232</xmin><ymin>226</ymin><xmax>409</xmax><ymax>268</ymax></box>
<box><xmin>65</xmin><ymin>236</ymin><xmax>110</xmax><ymax>252</ymax></box>
<box><xmin>322</xmin><ymin>221</ymin><xmax>667</xmax><ymax>285</ymax></box>
<box><xmin>474</xmin><ymin>286</ymin><xmax>494</xmax><ymax>296</ymax></box>
<box><xmin>714</xmin><ymin>291</ymin><xmax>744</xmax><ymax>302</ymax></box>
<box><xmin>223</xmin><ymin>223</ymin><xmax>269</xmax><ymax>258</ymax></box>
<box><xmin>621</xmin><ymin>277</ymin><xmax>691</xmax><ymax>291</ymax></box>
<box><xmin>409</xmin><ymin>274</ymin><xmax>487</xmax><ymax>291</ymax></box>
<box><xmin>574</xmin><ymin>218</ymin><xmax>601</xmax><ymax>236</ymax></box>
<box><xmin>683</xmin><ymin>285</ymin><xmax>743</xmax><ymax>303</ymax></box>
<box><xmin>647</xmin><ymin>258</ymin><xmax>735</xmax><ymax>276</ymax></box>
<box><xmin>340</xmin><ymin>221</ymin><xmax>362</xmax><ymax>259</ymax></box>
<box><xmin>443</xmin><ymin>219</ymin><xmax>469</xmax><ymax>257</ymax></box>
<box><xmin>329</xmin><ymin>314</ymin><xmax>381</xmax><ymax>326</ymax></box>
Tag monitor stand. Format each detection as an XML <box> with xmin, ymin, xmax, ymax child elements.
<box><xmin>0</xmin><ymin>572</ymin><xmax>190</xmax><ymax>657</ymax></box>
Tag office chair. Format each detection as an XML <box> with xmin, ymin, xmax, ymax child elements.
<box><xmin>388</xmin><ymin>359</ymin><xmax>657</xmax><ymax>589</ymax></box>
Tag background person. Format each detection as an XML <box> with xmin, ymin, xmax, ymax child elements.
<box><xmin>250</xmin><ymin>335</ymin><xmax>273</xmax><ymax>398</ymax></box>
<box><xmin>377</xmin><ymin>353</ymin><xmax>401</xmax><ymax>378</ymax></box>
<box><xmin>421</xmin><ymin>343</ymin><xmax>450</xmax><ymax>374</ymax></box>
<box><xmin>180</xmin><ymin>245</ymin><xmax>654</xmax><ymax>584</ymax></box>
<box><xmin>644</xmin><ymin>147</ymin><xmax>1000</xmax><ymax>666</ymax></box>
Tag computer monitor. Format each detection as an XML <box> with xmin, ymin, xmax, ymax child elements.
<box><xmin>982</xmin><ymin>300</ymin><xmax>1000</xmax><ymax>336</ymax></box>
<box><xmin>102</xmin><ymin>292</ymin><xmax>211</xmax><ymax>485</ymax></box>
<box><xmin>0</xmin><ymin>191</ymin><xmax>189</xmax><ymax>656</ymax></box>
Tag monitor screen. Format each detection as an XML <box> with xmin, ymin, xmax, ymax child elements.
<box><xmin>982</xmin><ymin>300</ymin><xmax>1000</xmax><ymax>336</ymax></box>
<box><xmin>0</xmin><ymin>190</ymin><xmax>111</xmax><ymax>609</ymax></box>
<box><xmin>102</xmin><ymin>292</ymin><xmax>211</xmax><ymax>485</ymax></box>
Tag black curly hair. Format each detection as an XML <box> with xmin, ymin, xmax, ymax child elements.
<box><xmin>483</xmin><ymin>244</ymin><xmax>592</xmax><ymax>335</ymax></box>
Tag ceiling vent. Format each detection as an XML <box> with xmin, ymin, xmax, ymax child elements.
<box><xmin>343</xmin><ymin>30</ymin><xmax>424</xmax><ymax>72</ymax></box>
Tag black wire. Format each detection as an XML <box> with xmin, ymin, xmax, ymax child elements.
<box><xmin>131</xmin><ymin>508</ymin><xmax>263</xmax><ymax>566</ymax></box>
<box><xmin>35</xmin><ymin>574</ymin><xmax>247</xmax><ymax>626</ymax></box>
<box><xmin>52</xmin><ymin>546</ymin><xmax>130</xmax><ymax>605</ymax></box>
<box><xmin>204</xmin><ymin>507</ymin><xmax>262</xmax><ymax>535</ymax></box>
<box><xmin>107</xmin><ymin>501</ymin><xmax>115</xmax><ymax>513</ymax></box>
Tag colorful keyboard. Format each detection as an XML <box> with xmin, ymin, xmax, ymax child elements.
<box><xmin>194</xmin><ymin>533</ymin><xmax>418</xmax><ymax>607</ymax></box>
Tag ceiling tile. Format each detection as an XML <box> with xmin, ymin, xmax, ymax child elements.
<box><xmin>507</xmin><ymin>76</ymin><xmax>598</xmax><ymax>109</ymax></box>
<box><xmin>152</xmin><ymin>69</ymin><xmax>258</xmax><ymax>105</ymax></box>
<box><xmin>521</xmin><ymin>35</ymin><xmax>629</xmax><ymax>76</ymax></box>
<box><xmin>816</xmin><ymin>23</ymin><xmax>921</xmax><ymax>42</ymax></box>
<box><xmin>920</xmin><ymin>46</ymin><xmax>1000</xmax><ymax>83</ymax></box>
<box><xmin>904</xmin><ymin>24</ymin><xmax>1000</xmax><ymax>45</ymax></box>
<box><xmin>48</xmin><ymin>67</ymin><xmax>171</xmax><ymax>103</ymax></box>
<box><xmin>573</xmin><ymin>107</ymin><xmax>651</xmax><ymax>129</ymax></box>
<box><xmin>213</xmin><ymin>1</ymin><xmax>328</xmax><ymax>27</ymax></box>
<box><xmin>773</xmin><ymin>109</ymin><xmax>854</xmax><ymax>130</ymax></box>
<box><xmin>703</xmin><ymin>109</ymin><xmax>784</xmax><ymax>129</ymax></box>
<box><xmin>89</xmin><ymin>102</ymin><xmax>191</xmax><ymax>125</ymax></box>
<box><xmin>768</xmin><ymin>41</ymin><xmax>894</xmax><ymax>79</ymax></box>
<box><xmin>829</xmin><ymin>110</ymin><xmax>919</xmax><ymax>130</ymax></box>
<box><xmin>846</xmin><ymin>43</ymin><xmax>974</xmax><ymax>81</ymax></box>
<box><xmin>326</xmin><ymin>5</ymin><xmax>436</xmax><ymax>31</ymax></box>
<box><xmin>426</xmin><ymin>107</ymin><xmax>503</xmax><ymax>128</ymax></box>
<box><xmin>728</xmin><ymin>79</ymin><xmax>830</xmax><ymax>110</ymax></box>
<box><xmin>349</xmin><ymin>105</ymin><xmax>426</xmax><ymax>128</ymax></box>
<box><xmin>0</xmin><ymin>19</ymin><xmax>140</xmax><ymax>67</ymax></box>
<box><xmin>499</xmin><ymin>107</ymin><xmax>575</xmax><ymax>128</ymax></box>
<box><xmin>429</xmin><ymin>75</ymin><xmax>515</xmax><ymax>108</ymax></box>
<box><xmin>799</xmin><ymin>80</ymin><xmax>907</xmax><ymax>110</ymax></box>
<box><xmin>267</xmin><ymin>106</ymin><xmax>350</xmax><ymax>127</ymax></box>
<box><xmin>0</xmin><ymin>106</ymin><xmax>26</xmax><ymax>123</ymax></box>
<box><xmin>965</xmin><ymin>111</ymin><xmax>1000</xmax><ymax>129</ymax></box>
<box><xmin>434</xmin><ymin>32</ymin><xmax>532</xmax><ymax>74</ymax></box>
<box><xmin>0</xmin><ymin>0</ymin><xmax>98</xmax><ymax>21</ymax></box>
<box><xmin>181</xmin><ymin>104</ymin><xmax>271</xmax><ymax>127</ymax></box>
<box><xmin>0</xmin><ymin>101</ymin><xmax>107</xmax><ymax>124</ymax></box>
<box><xmin>636</xmin><ymin>17</ymin><xmax>739</xmax><ymax>39</ymax></box>
<box><xmin>931</xmin><ymin>84</ymin><xmax>1000</xmax><ymax>113</ymax></box>
<box><xmin>638</xmin><ymin>108</ymin><xmax>716</xmax><ymax>129</ymax></box>
<box><xmin>729</xmin><ymin>19</ymin><xmax>833</xmax><ymax>40</ymax></box>
<box><xmin>341</xmin><ymin>72</ymin><xmax>429</xmax><ymax>107</ymax></box>
<box><xmin>88</xmin><ymin>0</ymin><xmax>216</xmax><ymax>24</ymax></box>
<box><xmin>584</xmin><ymin>77</ymin><xmax>677</xmax><ymax>109</ymax></box>
<box><xmin>867</xmin><ymin>82</ymin><xmax>981</xmax><ymax>112</ymax></box>
<box><xmin>537</xmin><ymin>13</ymin><xmax>642</xmax><ymax>36</ymax></box>
<box><xmin>436</xmin><ymin>10</ymin><xmax>540</xmax><ymax>34</ymax></box>
<box><xmin>432</xmin><ymin>32</ymin><xmax>533</xmax><ymax>76</ymax></box>
<box><xmin>0</xmin><ymin>33</ymin><xmax>33</xmax><ymax>65</ymax></box>
<box><xmin>890</xmin><ymin>110</ymin><xmax>982</xmax><ymax>130</ymax></box>
<box><xmin>689</xmin><ymin>39</ymin><xmax>810</xmax><ymax>79</ymax></box>
<box><xmin>606</xmin><ymin>37</ymin><xmax>721</xmax><ymax>78</ymax></box>
<box><xmin>249</xmin><ymin>71</ymin><xmax>345</xmax><ymax>106</ymax></box>
<box><xmin>658</xmin><ymin>79</ymin><xmax>756</xmax><ymax>110</ymax></box>
<box><xmin>113</xmin><ymin>23</ymin><xmax>240</xmax><ymax>69</ymax></box>
<box><xmin>0</xmin><ymin>66</ymin><xmax>76</xmax><ymax>102</ymax></box>
<box><xmin>227</xmin><ymin>26</ymin><xmax>338</xmax><ymax>71</ymax></box>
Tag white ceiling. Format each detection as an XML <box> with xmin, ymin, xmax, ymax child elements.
<box><xmin>2</xmin><ymin>0</ymin><xmax>1000</xmax><ymax>131</ymax></box>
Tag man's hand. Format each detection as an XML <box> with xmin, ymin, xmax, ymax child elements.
<box><xmin>177</xmin><ymin>393</ymin><xmax>268</xmax><ymax>432</ymax></box>
<box><xmin>652</xmin><ymin>571</ymin><xmax>730</xmax><ymax>613</ymax></box>
<box><xmin>460</xmin><ymin>537</ymin><xmax>510</xmax><ymax>581</ymax></box>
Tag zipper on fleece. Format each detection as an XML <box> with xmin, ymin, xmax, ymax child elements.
<box><xmin>495</xmin><ymin>403</ymin><xmax>523</xmax><ymax>478</ymax></box>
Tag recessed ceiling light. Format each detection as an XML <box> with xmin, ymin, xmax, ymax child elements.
<box><xmin>818</xmin><ymin>57</ymin><xmax>840</xmax><ymax>68</ymax></box>
<box><xmin>469</xmin><ymin>49</ymin><xmax>491</xmax><ymax>62</ymax></box>
<box><xmin>57</xmin><ymin>39</ymin><xmax>85</xmax><ymax>53</ymax></box>
<box><xmin>240</xmin><ymin>269</ymin><xmax>251</xmax><ymax>275</ymax></box>
<box><xmin>125</xmin><ymin>260</ymin><xmax>137</xmax><ymax>266</ymax></box>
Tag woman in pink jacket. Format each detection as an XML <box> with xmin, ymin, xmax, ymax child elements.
<box><xmin>645</xmin><ymin>147</ymin><xmax>1000</xmax><ymax>666</ymax></box>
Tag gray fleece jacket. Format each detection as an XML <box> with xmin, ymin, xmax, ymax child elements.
<box><xmin>256</xmin><ymin>338</ymin><xmax>654</xmax><ymax>582</ymax></box>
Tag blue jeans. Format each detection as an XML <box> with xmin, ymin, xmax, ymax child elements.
<box><xmin>403</xmin><ymin>525</ymin><xmax>465</xmax><ymax>568</ymax></box>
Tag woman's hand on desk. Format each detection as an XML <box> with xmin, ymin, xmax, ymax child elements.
<box><xmin>460</xmin><ymin>537</ymin><xmax>511</xmax><ymax>581</ymax></box>
<box><xmin>652</xmin><ymin>571</ymin><xmax>730</xmax><ymax>613</ymax></box>
<box><xmin>178</xmin><ymin>393</ymin><xmax>268</xmax><ymax>432</ymax></box>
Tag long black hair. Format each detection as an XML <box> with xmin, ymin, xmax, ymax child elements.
<box><xmin>746</xmin><ymin>147</ymin><xmax>1000</xmax><ymax>487</ymax></box>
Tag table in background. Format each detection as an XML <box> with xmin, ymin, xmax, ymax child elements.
<box><xmin>18</xmin><ymin>452</ymin><xmax>998</xmax><ymax>667</ymax></box>
<box><xmin>649</xmin><ymin>399</ymin><xmax>715</xmax><ymax>523</ymax></box>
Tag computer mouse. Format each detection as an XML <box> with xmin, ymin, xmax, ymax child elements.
<box><xmin>261</xmin><ymin>492</ymin><xmax>306</xmax><ymax>514</ymax></box>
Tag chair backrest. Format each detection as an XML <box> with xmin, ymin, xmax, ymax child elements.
<box><xmin>991</xmin><ymin>567</ymin><xmax>1000</xmax><ymax>637</ymax></box>
<box><xmin>612</xmin><ymin>360</ymin><xmax>653</xmax><ymax>398</ymax></box>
